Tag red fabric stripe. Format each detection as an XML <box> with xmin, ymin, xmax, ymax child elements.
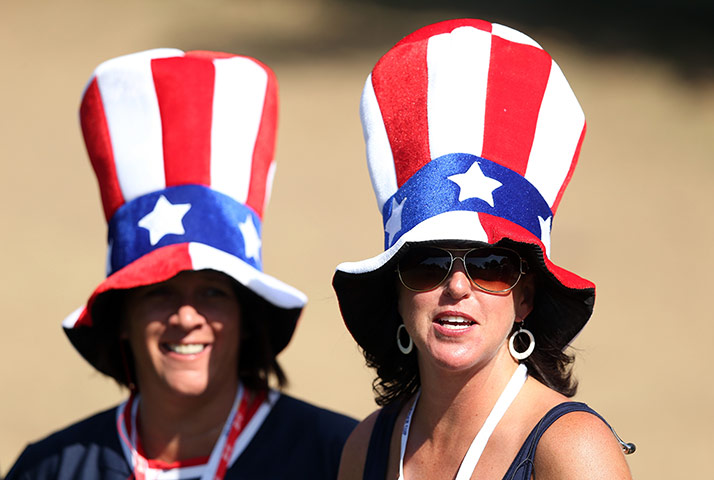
<box><xmin>372</xmin><ymin>40</ymin><xmax>430</xmax><ymax>187</ymax></box>
<box><xmin>80</xmin><ymin>78</ymin><xmax>124</xmax><ymax>220</ymax></box>
<box><xmin>144</xmin><ymin>454</ymin><xmax>209</xmax><ymax>470</ymax></box>
<box><xmin>245</xmin><ymin>60</ymin><xmax>278</xmax><ymax>218</ymax></box>
<box><xmin>482</xmin><ymin>38</ymin><xmax>552</xmax><ymax>175</ymax></box>
<box><xmin>100</xmin><ymin>244</ymin><xmax>193</xmax><ymax>292</ymax></box>
<box><xmin>72</xmin><ymin>307</ymin><xmax>91</xmax><ymax>329</ymax></box>
<box><xmin>479</xmin><ymin>212</ymin><xmax>541</xmax><ymax>250</ymax></box>
<box><xmin>185</xmin><ymin>50</ymin><xmax>236</xmax><ymax>60</ymax></box>
<box><xmin>152</xmin><ymin>56</ymin><xmax>214</xmax><ymax>187</ymax></box>
<box><xmin>396</xmin><ymin>19</ymin><xmax>492</xmax><ymax>46</ymax></box>
<box><xmin>374</xmin><ymin>20</ymin><xmax>493</xmax><ymax>187</ymax></box>
<box><xmin>477</xmin><ymin>213</ymin><xmax>594</xmax><ymax>289</ymax></box>
<box><xmin>80</xmin><ymin>244</ymin><xmax>193</xmax><ymax>327</ymax></box>
<box><xmin>551</xmin><ymin>123</ymin><xmax>586</xmax><ymax>214</ymax></box>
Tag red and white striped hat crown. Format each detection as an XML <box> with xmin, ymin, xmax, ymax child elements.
<box><xmin>334</xmin><ymin>19</ymin><xmax>596</xmax><ymax>353</ymax></box>
<box><xmin>64</xmin><ymin>49</ymin><xmax>306</xmax><ymax>373</ymax></box>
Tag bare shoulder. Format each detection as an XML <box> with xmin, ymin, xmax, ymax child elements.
<box><xmin>534</xmin><ymin>409</ymin><xmax>632</xmax><ymax>480</ymax></box>
<box><xmin>337</xmin><ymin>409</ymin><xmax>381</xmax><ymax>480</ymax></box>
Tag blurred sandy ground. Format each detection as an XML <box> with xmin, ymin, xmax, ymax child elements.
<box><xmin>1</xmin><ymin>0</ymin><xmax>713</xmax><ymax>477</ymax></box>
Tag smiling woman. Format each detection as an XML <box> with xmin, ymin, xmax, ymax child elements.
<box><xmin>6</xmin><ymin>49</ymin><xmax>356</xmax><ymax>480</ymax></box>
<box><xmin>333</xmin><ymin>19</ymin><xmax>635</xmax><ymax>480</ymax></box>
<box><xmin>122</xmin><ymin>271</ymin><xmax>243</xmax><ymax>402</ymax></box>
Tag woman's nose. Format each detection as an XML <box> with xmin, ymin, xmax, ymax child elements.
<box><xmin>443</xmin><ymin>259</ymin><xmax>471</xmax><ymax>298</ymax></box>
<box><xmin>170</xmin><ymin>304</ymin><xmax>205</xmax><ymax>329</ymax></box>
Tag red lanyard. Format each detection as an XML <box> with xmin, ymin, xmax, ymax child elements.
<box><xmin>117</xmin><ymin>386</ymin><xmax>267</xmax><ymax>480</ymax></box>
<box><xmin>214</xmin><ymin>388</ymin><xmax>266</xmax><ymax>479</ymax></box>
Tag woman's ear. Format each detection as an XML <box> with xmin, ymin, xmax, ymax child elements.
<box><xmin>514</xmin><ymin>274</ymin><xmax>535</xmax><ymax>322</ymax></box>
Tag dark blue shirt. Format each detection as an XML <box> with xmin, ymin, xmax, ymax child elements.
<box><xmin>7</xmin><ymin>393</ymin><xmax>357</xmax><ymax>480</ymax></box>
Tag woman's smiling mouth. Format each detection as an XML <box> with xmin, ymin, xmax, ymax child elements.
<box><xmin>435</xmin><ymin>315</ymin><xmax>476</xmax><ymax>330</ymax></box>
<box><xmin>432</xmin><ymin>312</ymin><xmax>478</xmax><ymax>336</ymax></box>
<box><xmin>162</xmin><ymin>343</ymin><xmax>208</xmax><ymax>355</ymax></box>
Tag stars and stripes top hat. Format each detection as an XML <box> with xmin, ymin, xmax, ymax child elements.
<box><xmin>63</xmin><ymin>48</ymin><xmax>307</xmax><ymax>378</ymax></box>
<box><xmin>333</xmin><ymin>19</ymin><xmax>596</xmax><ymax>356</ymax></box>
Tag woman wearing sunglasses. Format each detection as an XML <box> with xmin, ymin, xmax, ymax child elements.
<box><xmin>6</xmin><ymin>49</ymin><xmax>356</xmax><ymax>480</ymax></box>
<box><xmin>333</xmin><ymin>19</ymin><xmax>634</xmax><ymax>480</ymax></box>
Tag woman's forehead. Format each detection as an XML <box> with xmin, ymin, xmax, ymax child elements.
<box><xmin>132</xmin><ymin>269</ymin><xmax>236</xmax><ymax>291</ymax></box>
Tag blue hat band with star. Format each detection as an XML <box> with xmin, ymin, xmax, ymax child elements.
<box><xmin>107</xmin><ymin>184</ymin><xmax>263</xmax><ymax>276</ymax></box>
<box><xmin>381</xmin><ymin>153</ymin><xmax>553</xmax><ymax>249</ymax></box>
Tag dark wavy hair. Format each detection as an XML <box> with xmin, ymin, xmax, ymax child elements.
<box><xmin>89</xmin><ymin>279</ymin><xmax>286</xmax><ymax>392</ymax></box>
<box><xmin>364</xmin><ymin>243</ymin><xmax>578</xmax><ymax>407</ymax></box>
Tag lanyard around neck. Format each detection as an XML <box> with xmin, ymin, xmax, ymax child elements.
<box><xmin>398</xmin><ymin>363</ymin><xmax>528</xmax><ymax>480</ymax></box>
<box><xmin>118</xmin><ymin>384</ymin><xmax>266</xmax><ymax>480</ymax></box>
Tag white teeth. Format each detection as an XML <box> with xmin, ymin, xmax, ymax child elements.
<box><xmin>442</xmin><ymin>323</ymin><xmax>470</xmax><ymax>330</ymax></box>
<box><xmin>167</xmin><ymin>344</ymin><xmax>205</xmax><ymax>354</ymax></box>
<box><xmin>439</xmin><ymin>316</ymin><xmax>472</xmax><ymax>324</ymax></box>
<box><xmin>437</xmin><ymin>316</ymin><xmax>474</xmax><ymax>330</ymax></box>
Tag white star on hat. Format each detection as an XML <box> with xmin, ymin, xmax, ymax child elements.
<box><xmin>239</xmin><ymin>215</ymin><xmax>262</xmax><ymax>261</ymax></box>
<box><xmin>385</xmin><ymin>197</ymin><xmax>406</xmax><ymax>246</ymax></box>
<box><xmin>448</xmin><ymin>161</ymin><xmax>502</xmax><ymax>207</ymax></box>
<box><xmin>138</xmin><ymin>195</ymin><xmax>192</xmax><ymax>246</ymax></box>
<box><xmin>538</xmin><ymin>215</ymin><xmax>552</xmax><ymax>257</ymax></box>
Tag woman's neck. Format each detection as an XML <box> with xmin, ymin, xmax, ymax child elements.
<box><xmin>136</xmin><ymin>379</ymin><xmax>241</xmax><ymax>462</ymax></box>
<box><xmin>414</xmin><ymin>348</ymin><xmax>519</xmax><ymax>440</ymax></box>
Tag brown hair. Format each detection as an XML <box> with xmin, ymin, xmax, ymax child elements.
<box><xmin>363</xmin><ymin>245</ymin><xmax>578</xmax><ymax>407</ymax></box>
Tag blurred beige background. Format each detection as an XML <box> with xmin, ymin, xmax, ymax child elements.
<box><xmin>2</xmin><ymin>1</ymin><xmax>713</xmax><ymax>478</ymax></box>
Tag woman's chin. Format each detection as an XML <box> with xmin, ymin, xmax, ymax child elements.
<box><xmin>164</xmin><ymin>379</ymin><xmax>211</xmax><ymax>398</ymax></box>
<box><xmin>422</xmin><ymin>344</ymin><xmax>484</xmax><ymax>373</ymax></box>
<box><xmin>150</xmin><ymin>370</ymin><xmax>217</xmax><ymax>398</ymax></box>
<box><xmin>422</xmin><ymin>339</ymin><xmax>512</xmax><ymax>374</ymax></box>
<box><xmin>137</xmin><ymin>363</ymin><xmax>239</xmax><ymax>401</ymax></box>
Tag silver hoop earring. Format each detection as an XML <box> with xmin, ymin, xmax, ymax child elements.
<box><xmin>509</xmin><ymin>324</ymin><xmax>535</xmax><ymax>360</ymax></box>
<box><xmin>396</xmin><ymin>324</ymin><xmax>413</xmax><ymax>355</ymax></box>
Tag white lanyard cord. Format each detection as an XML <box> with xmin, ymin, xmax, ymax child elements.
<box><xmin>398</xmin><ymin>364</ymin><xmax>528</xmax><ymax>480</ymax></box>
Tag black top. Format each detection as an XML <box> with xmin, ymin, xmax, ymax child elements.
<box><xmin>7</xmin><ymin>393</ymin><xmax>357</xmax><ymax>480</ymax></box>
<box><xmin>363</xmin><ymin>401</ymin><xmax>608</xmax><ymax>480</ymax></box>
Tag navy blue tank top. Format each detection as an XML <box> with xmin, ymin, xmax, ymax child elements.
<box><xmin>363</xmin><ymin>401</ymin><xmax>609</xmax><ymax>480</ymax></box>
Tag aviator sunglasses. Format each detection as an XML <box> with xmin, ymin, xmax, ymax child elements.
<box><xmin>397</xmin><ymin>246</ymin><xmax>528</xmax><ymax>293</ymax></box>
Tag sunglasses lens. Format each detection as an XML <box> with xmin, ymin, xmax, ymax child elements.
<box><xmin>398</xmin><ymin>247</ymin><xmax>453</xmax><ymax>291</ymax></box>
<box><xmin>464</xmin><ymin>248</ymin><xmax>522</xmax><ymax>292</ymax></box>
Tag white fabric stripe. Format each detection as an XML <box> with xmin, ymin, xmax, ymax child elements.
<box><xmin>188</xmin><ymin>243</ymin><xmax>307</xmax><ymax>308</ymax></box>
<box><xmin>525</xmin><ymin>59</ymin><xmax>585</xmax><ymax>207</ymax></box>
<box><xmin>491</xmin><ymin>23</ymin><xmax>543</xmax><ymax>49</ymax></box>
<box><xmin>361</xmin><ymin>73</ymin><xmax>398</xmax><ymax>210</ymax></box>
<box><xmin>97</xmin><ymin>49</ymin><xmax>181</xmax><ymax>202</ymax></box>
<box><xmin>155</xmin><ymin>464</ymin><xmax>203</xmax><ymax>479</ymax></box>
<box><xmin>61</xmin><ymin>305</ymin><xmax>85</xmax><ymax>328</ymax></box>
<box><xmin>336</xmin><ymin>211</ymin><xmax>489</xmax><ymax>275</ymax></box>
<box><xmin>427</xmin><ymin>26</ymin><xmax>492</xmax><ymax>160</ymax></box>
<box><xmin>210</xmin><ymin>56</ymin><xmax>268</xmax><ymax>203</ymax></box>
